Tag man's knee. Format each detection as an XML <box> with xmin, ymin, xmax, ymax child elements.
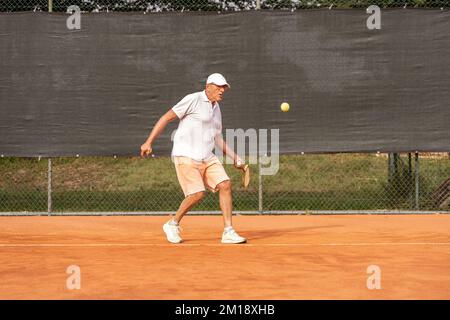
<box><xmin>188</xmin><ymin>191</ymin><xmax>205</xmax><ymax>202</ymax></box>
<box><xmin>217</xmin><ymin>180</ymin><xmax>231</xmax><ymax>192</ymax></box>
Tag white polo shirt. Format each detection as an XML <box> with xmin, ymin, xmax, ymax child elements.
<box><xmin>171</xmin><ymin>90</ymin><xmax>222</xmax><ymax>162</ymax></box>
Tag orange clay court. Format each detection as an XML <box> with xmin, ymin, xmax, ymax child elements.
<box><xmin>0</xmin><ymin>214</ymin><xmax>449</xmax><ymax>300</ymax></box>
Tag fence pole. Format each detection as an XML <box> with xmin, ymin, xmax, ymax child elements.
<box><xmin>388</xmin><ymin>153</ymin><xmax>393</xmax><ymax>184</ymax></box>
<box><xmin>47</xmin><ymin>158</ymin><xmax>52</xmax><ymax>215</ymax></box>
<box><xmin>415</xmin><ymin>152</ymin><xmax>420</xmax><ymax>210</ymax></box>
<box><xmin>408</xmin><ymin>153</ymin><xmax>412</xmax><ymax>178</ymax></box>
<box><xmin>256</xmin><ymin>0</ymin><xmax>261</xmax><ymax>213</ymax></box>
<box><xmin>48</xmin><ymin>0</ymin><xmax>53</xmax><ymax>13</ymax></box>
<box><xmin>258</xmin><ymin>158</ymin><xmax>263</xmax><ymax>214</ymax></box>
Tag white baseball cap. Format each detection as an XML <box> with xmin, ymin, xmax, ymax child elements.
<box><xmin>206</xmin><ymin>73</ymin><xmax>230</xmax><ymax>88</ymax></box>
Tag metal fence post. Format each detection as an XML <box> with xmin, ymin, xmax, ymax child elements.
<box><xmin>258</xmin><ymin>158</ymin><xmax>263</xmax><ymax>214</ymax></box>
<box><xmin>47</xmin><ymin>158</ymin><xmax>52</xmax><ymax>215</ymax></box>
<box><xmin>256</xmin><ymin>0</ymin><xmax>261</xmax><ymax>210</ymax></box>
<box><xmin>48</xmin><ymin>0</ymin><xmax>53</xmax><ymax>13</ymax></box>
<box><xmin>415</xmin><ymin>152</ymin><xmax>420</xmax><ymax>210</ymax></box>
<box><xmin>408</xmin><ymin>153</ymin><xmax>412</xmax><ymax>178</ymax></box>
<box><xmin>388</xmin><ymin>153</ymin><xmax>394</xmax><ymax>184</ymax></box>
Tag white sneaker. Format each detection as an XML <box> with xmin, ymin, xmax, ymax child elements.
<box><xmin>163</xmin><ymin>221</ymin><xmax>182</xmax><ymax>244</ymax></box>
<box><xmin>221</xmin><ymin>228</ymin><xmax>247</xmax><ymax>244</ymax></box>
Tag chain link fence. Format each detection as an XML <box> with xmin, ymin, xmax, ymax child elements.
<box><xmin>0</xmin><ymin>0</ymin><xmax>449</xmax><ymax>12</ymax></box>
<box><xmin>2</xmin><ymin>3</ymin><xmax>448</xmax><ymax>214</ymax></box>
<box><xmin>1</xmin><ymin>153</ymin><xmax>449</xmax><ymax>214</ymax></box>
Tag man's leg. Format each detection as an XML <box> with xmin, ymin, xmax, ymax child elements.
<box><xmin>216</xmin><ymin>180</ymin><xmax>246</xmax><ymax>243</ymax></box>
<box><xmin>163</xmin><ymin>192</ymin><xmax>204</xmax><ymax>244</ymax></box>
<box><xmin>172</xmin><ymin>191</ymin><xmax>205</xmax><ymax>224</ymax></box>
<box><xmin>204</xmin><ymin>160</ymin><xmax>246</xmax><ymax>243</ymax></box>
<box><xmin>164</xmin><ymin>156</ymin><xmax>205</xmax><ymax>243</ymax></box>
<box><xmin>216</xmin><ymin>180</ymin><xmax>233</xmax><ymax>228</ymax></box>
<box><xmin>171</xmin><ymin>156</ymin><xmax>206</xmax><ymax>224</ymax></box>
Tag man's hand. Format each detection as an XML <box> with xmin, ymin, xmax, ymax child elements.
<box><xmin>234</xmin><ymin>157</ymin><xmax>250</xmax><ymax>189</ymax></box>
<box><xmin>140</xmin><ymin>143</ymin><xmax>152</xmax><ymax>158</ymax></box>
<box><xmin>140</xmin><ymin>110</ymin><xmax>178</xmax><ymax>158</ymax></box>
<box><xmin>234</xmin><ymin>157</ymin><xmax>245</xmax><ymax>170</ymax></box>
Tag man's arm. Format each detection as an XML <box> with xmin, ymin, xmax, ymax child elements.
<box><xmin>140</xmin><ymin>109</ymin><xmax>178</xmax><ymax>157</ymax></box>
<box><xmin>215</xmin><ymin>134</ymin><xmax>243</xmax><ymax>167</ymax></box>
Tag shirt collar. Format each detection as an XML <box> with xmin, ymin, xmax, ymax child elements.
<box><xmin>201</xmin><ymin>90</ymin><xmax>219</xmax><ymax>109</ymax></box>
<box><xmin>201</xmin><ymin>90</ymin><xmax>210</xmax><ymax>102</ymax></box>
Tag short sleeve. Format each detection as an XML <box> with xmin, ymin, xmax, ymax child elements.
<box><xmin>172</xmin><ymin>94</ymin><xmax>196</xmax><ymax>119</ymax></box>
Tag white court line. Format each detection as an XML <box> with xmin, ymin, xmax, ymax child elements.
<box><xmin>1</xmin><ymin>242</ymin><xmax>450</xmax><ymax>247</ymax></box>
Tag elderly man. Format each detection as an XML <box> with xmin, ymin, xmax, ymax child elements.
<box><xmin>140</xmin><ymin>73</ymin><xmax>246</xmax><ymax>244</ymax></box>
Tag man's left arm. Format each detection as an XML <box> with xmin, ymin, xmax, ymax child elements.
<box><xmin>215</xmin><ymin>134</ymin><xmax>244</xmax><ymax>168</ymax></box>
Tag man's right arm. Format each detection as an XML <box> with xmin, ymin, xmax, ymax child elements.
<box><xmin>140</xmin><ymin>109</ymin><xmax>178</xmax><ymax>157</ymax></box>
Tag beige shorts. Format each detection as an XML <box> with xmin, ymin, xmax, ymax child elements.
<box><xmin>173</xmin><ymin>156</ymin><xmax>230</xmax><ymax>197</ymax></box>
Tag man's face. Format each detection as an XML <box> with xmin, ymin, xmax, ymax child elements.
<box><xmin>206</xmin><ymin>84</ymin><xmax>228</xmax><ymax>102</ymax></box>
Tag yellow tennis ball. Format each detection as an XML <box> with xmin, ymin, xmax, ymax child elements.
<box><xmin>280</xmin><ymin>102</ymin><xmax>290</xmax><ymax>112</ymax></box>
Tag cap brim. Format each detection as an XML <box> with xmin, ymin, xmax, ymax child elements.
<box><xmin>207</xmin><ymin>81</ymin><xmax>230</xmax><ymax>88</ymax></box>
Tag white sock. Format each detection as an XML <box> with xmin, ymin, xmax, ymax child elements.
<box><xmin>169</xmin><ymin>219</ymin><xmax>179</xmax><ymax>226</ymax></box>
<box><xmin>224</xmin><ymin>226</ymin><xmax>234</xmax><ymax>233</ymax></box>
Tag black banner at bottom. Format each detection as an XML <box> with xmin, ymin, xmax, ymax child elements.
<box><xmin>1</xmin><ymin>300</ymin><xmax>448</xmax><ymax>319</ymax></box>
